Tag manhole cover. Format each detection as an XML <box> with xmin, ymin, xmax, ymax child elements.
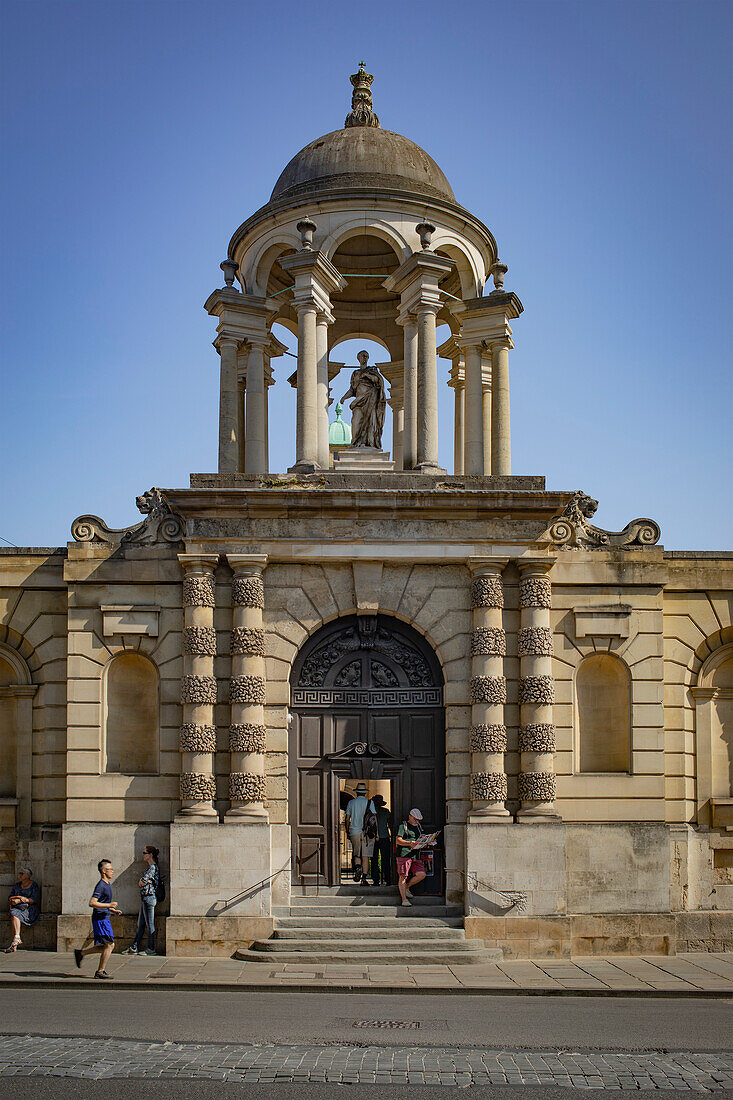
<box><xmin>353</xmin><ymin>1020</ymin><xmax>421</xmax><ymax>1029</ymax></box>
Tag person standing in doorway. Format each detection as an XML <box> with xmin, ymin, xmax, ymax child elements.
<box><xmin>74</xmin><ymin>859</ymin><xmax>120</xmax><ymax>978</ymax></box>
<box><xmin>123</xmin><ymin>845</ymin><xmax>160</xmax><ymax>956</ymax></box>
<box><xmin>344</xmin><ymin>783</ymin><xmax>373</xmax><ymax>884</ymax></box>
<box><xmin>396</xmin><ymin>808</ymin><xmax>434</xmax><ymax>906</ymax></box>
<box><xmin>369</xmin><ymin>795</ymin><xmax>393</xmax><ymax>886</ymax></box>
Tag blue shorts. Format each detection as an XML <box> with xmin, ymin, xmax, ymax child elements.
<box><xmin>92</xmin><ymin>917</ymin><xmax>114</xmax><ymax>945</ymax></box>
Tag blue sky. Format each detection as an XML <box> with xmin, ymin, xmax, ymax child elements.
<box><xmin>1</xmin><ymin>0</ymin><xmax>731</xmax><ymax>549</ymax></box>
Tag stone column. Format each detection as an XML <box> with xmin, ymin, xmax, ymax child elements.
<box><xmin>226</xmin><ymin>555</ymin><xmax>268</xmax><ymax>820</ymax></box>
<box><xmin>217</xmin><ymin>336</ymin><xmax>240</xmax><ymax>474</ymax></box>
<box><xmin>490</xmin><ymin>338</ymin><xmax>511</xmax><ymax>476</ymax></box>
<box><xmin>177</xmin><ymin>554</ymin><xmax>219</xmax><ymax>820</ymax></box>
<box><xmin>237</xmin><ymin>381</ymin><xmax>246</xmax><ymax>473</ymax></box>
<box><xmin>482</xmin><ymin>357</ymin><xmax>492</xmax><ymax>475</ymax></box>
<box><xmin>244</xmin><ymin>337</ymin><xmax>267</xmax><ymax>475</ymax></box>
<box><xmin>295</xmin><ymin>302</ymin><xmax>319</xmax><ymax>470</ymax></box>
<box><xmin>388</xmin><ymin>375</ymin><xmax>404</xmax><ymax>470</ymax></box>
<box><xmin>264</xmin><ymin>361</ymin><xmax>274</xmax><ymax>472</ymax></box>
<box><xmin>453</xmin><ymin>380</ymin><xmax>465</xmax><ymax>475</ymax></box>
<box><xmin>517</xmin><ymin>561</ymin><xmax>559</xmax><ymax>820</ymax></box>
<box><xmin>401</xmin><ymin>316</ymin><xmax>418</xmax><ymax>470</ymax></box>
<box><xmin>416</xmin><ymin>304</ymin><xmax>441</xmax><ymax>472</ymax></box>
<box><xmin>463</xmin><ymin>343</ymin><xmax>484</xmax><ymax>476</ymax></box>
<box><xmin>468</xmin><ymin>561</ymin><xmax>510</xmax><ymax>819</ymax></box>
<box><xmin>315</xmin><ymin>314</ymin><xmax>330</xmax><ymax>470</ymax></box>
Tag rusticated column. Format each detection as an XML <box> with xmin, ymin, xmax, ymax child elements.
<box><xmin>177</xmin><ymin>554</ymin><xmax>219</xmax><ymax>820</ymax></box>
<box><xmin>517</xmin><ymin>561</ymin><xmax>559</xmax><ymax>820</ymax></box>
<box><xmin>468</xmin><ymin>560</ymin><xmax>510</xmax><ymax>819</ymax></box>
<box><xmin>226</xmin><ymin>554</ymin><xmax>268</xmax><ymax>820</ymax></box>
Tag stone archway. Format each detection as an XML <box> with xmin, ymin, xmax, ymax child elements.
<box><xmin>289</xmin><ymin>614</ymin><xmax>445</xmax><ymax>886</ymax></box>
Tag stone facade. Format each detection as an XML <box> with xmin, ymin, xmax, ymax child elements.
<box><xmin>1</xmin><ymin>68</ymin><xmax>732</xmax><ymax>961</ymax></box>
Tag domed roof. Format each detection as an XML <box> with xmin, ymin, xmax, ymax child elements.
<box><xmin>270</xmin><ymin>64</ymin><xmax>456</xmax><ymax>205</ymax></box>
<box><xmin>329</xmin><ymin>403</ymin><xmax>352</xmax><ymax>446</ymax></box>
<box><xmin>271</xmin><ymin>127</ymin><xmax>455</xmax><ymax>204</ymax></box>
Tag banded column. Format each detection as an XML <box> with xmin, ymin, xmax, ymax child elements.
<box><xmin>490</xmin><ymin>338</ymin><xmax>511</xmax><ymax>475</ymax></box>
<box><xmin>226</xmin><ymin>555</ymin><xmax>268</xmax><ymax>820</ymax></box>
<box><xmin>400</xmin><ymin>315</ymin><xmax>418</xmax><ymax>470</ymax></box>
<box><xmin>177</xmin><ymin>554</ymin><xmax>219</xmax><ymax>820</ymax></box>
<box><xmin>217</xmin><ymin>336</ymin><xmax>240</xmax><ymax>474</ymax></box>
<box><xmin>517</xmin><ymin>561</ymin><xmax>559</xmax><ymax>820</ymax></box>
<box><xmin>468</xmin><ymin>560</ymin><xmax>510</xmax><ymax>819</ymax></box>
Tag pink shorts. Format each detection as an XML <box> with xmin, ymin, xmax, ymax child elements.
<box><xmin>397</xmin><ymin>856</ymin><xmax>425</xmax><ymax>878</ymax></box>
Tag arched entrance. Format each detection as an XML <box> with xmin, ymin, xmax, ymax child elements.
<box><xmin>289</xmin><ymin>614</ymin><xmax>445</xmax><ymax>886</ymax></box>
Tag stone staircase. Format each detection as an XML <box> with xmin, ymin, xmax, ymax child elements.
<box><xmin>235</xmin><ymin>887</ymin><xmax>502</xmax><ymax>965</ymax></box>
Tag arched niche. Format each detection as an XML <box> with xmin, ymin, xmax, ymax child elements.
<box><xmin>693</xmin><ymin>643</ymin><xmax>733</xmax><ymax>826</ymax></box>
<box><xmin>104</xmin><ymin>652</ymin><xmax>159</xmax><ymax>775</ymax></box>
<box><xmin>0</xmin><ymin>643</ymin><xmax>36</xmax><ymax>823</ymax></box>
<box><xmin>575</xmin><ymin>653</ymin><xmax>631</xmax><ymax>773</ymax></box>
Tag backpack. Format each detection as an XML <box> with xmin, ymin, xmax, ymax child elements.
<box><xmin>154</xmin><ymin>867</ymin><xmax>166</xmax><ymax>904</ymax></box>
<box><xmin>363</xmin><ymin>803</ymin><xmax>378</xmax><ymax>840</ymax></box>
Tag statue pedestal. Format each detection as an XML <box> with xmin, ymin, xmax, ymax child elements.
<box><xmin>332</xmin><ymin>447</ymin><xmax>395</xmax><ymax>473</ymax></box>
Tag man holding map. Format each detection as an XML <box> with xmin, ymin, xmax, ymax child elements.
<box><xmin>395</xmin><ymin>808</ymin><xmax>439</xmax><ymax>907</ymax></box>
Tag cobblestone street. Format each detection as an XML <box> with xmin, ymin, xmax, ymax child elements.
<box><xmin>1</xmin><ymin>1034</ymin><xmax>732</xmax><ymax>1090</ymax></box>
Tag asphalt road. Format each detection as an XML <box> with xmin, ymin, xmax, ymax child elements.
<box><xmin>2</xmin><ymin>987</ymin><xmax>731</xmax><ymax>1051</ymax></box>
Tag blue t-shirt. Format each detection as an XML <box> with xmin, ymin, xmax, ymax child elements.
<box><xmin>91</xmin><ymin>879</ymin><xmax>113</xmax><ymax>923</ymax></box>
<box><xmin>345</xmin><ymin>796</ymin><xmax>373</xmax><ymax>835</ymax></box>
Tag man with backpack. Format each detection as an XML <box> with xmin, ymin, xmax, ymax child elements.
<box><xmin>344</xmin><ymin>783</ymin><xmax>374</xmax><ymax>884</ymax></box>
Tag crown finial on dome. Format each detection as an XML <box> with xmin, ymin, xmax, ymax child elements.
<box><xmin>345</xmin><ymin>61</ymin><xmax>380</xmax><ymax>129</ymax></box>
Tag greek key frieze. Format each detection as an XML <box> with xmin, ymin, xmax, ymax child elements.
<box><xmin>291</xmin><ymin>687</ymin><xmax>442</xmax><ymax>707</ymax></box>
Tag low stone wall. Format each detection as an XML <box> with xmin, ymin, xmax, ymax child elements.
<box><xmin>165</xmin><ymin>916</ymin><xmax>273</xmax><ymax>956</ymax></box>
<box><xmin>57</xmin><ymin>913</ymin><xmax>167</xmax><ymax>954</ymax></box>
<box><xmin>0</xmin><ymin>914</ymin><xmax>57</xmax><ymax>951</ymax></box>
<box><xmin>465</xmin><ymin>911</ymin><xmax>733</xmax><ymax>958</ymax></box>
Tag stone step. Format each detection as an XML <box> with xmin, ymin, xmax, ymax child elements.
<box><xmin>257</xmin><ymin>937</ymin><xmax>484</xmax><ymax>953</ymax></box>
<box><xmin>273</xmin><ymin>926</ymin><xmax>465</xmax><ymax>941</ymax></box>
<box><xmin>272</xmin><ymin>904</ymin><xmax>462</xmax><ymax>919</ymax></box>
<box><xmin>287</xmin><ymin>895</ymin><xmax>448</xmax><ymax>907</ymax></box>
<box><xmin>235</xmin><ymin>948</ymin><xmax>502</xmax><ymax>965</ymax></box>
<box><xmin>290</xmin><ymin>886</ymin><xmax>405</xmax><ymax>897</ymax></box>
<box><xmin>274</xmin><ymin>915</ymin><xmax>465</xmax><ymax>929</ymax></box>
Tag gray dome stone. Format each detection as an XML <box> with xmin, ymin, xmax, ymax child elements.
<box><xmin>270</xmin><ymin>127</ymin><xmax>456</xmax><ymax>204</ymax></box>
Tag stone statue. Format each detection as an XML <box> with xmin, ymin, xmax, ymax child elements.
<box><xmin>340</xmin><ymin>351</ymin><xmax>386</xmax><ymax>450</ymax></box>
<box><xmin>544</xmin><ymin>490</ymin><xmax>661</xmax><ymax>550</ymax></box>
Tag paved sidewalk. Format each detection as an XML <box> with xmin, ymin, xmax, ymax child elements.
<box><xmin>2</xmin><ymin>950</ymin><xmax>733</xmax><ymax>995</ymax></box>
<box><xmin>1</xmin><ymin>1033</ymin><xmax>732</xmax><ymax>1089</ymax></box>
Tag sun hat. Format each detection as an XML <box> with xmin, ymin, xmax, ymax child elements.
<box><xmin>408</xmin><ymin>808</ymin><xmax>423</xmax><ymax>820</ymax></box>
<box><xmin>355</xmin><ymin>782</ymin><xmax>368</xmax><ymax>794</ymax></box>
<box><xmin>372</xmin><ymin>794</ymin><xmax>385</xmax><ymax>806</ymax></box>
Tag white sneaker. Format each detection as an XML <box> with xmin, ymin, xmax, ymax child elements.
<box><xmin>401</xmin><ymin>899</ymin><xmax>412</xmax><ymax>907</ymax></box>
<box><xmin>406</xmin><ymin>889</ymin><xmax>414</xmax><ymax>899</ymax></box>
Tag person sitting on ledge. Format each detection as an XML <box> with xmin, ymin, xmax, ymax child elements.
<box><xmin>5</xmin><ymin>866</ymin><xmax>41</xmax><ymax>952</ymax></box>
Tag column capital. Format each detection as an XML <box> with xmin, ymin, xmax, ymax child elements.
<box><xmin>383</xmin><ymin>250</ymin><xmax>454</xmax><ymax>309</ymax></box>
<box><xmin>226</xmin><ymin>554</ymin><xmax>268</xmax><ymax>576</ymax></box>
<box><xmin>214</xmin><ymin>334</ymin><xmax>241</xmax><ymax>354</ymax></box>
<box><xmin>177</xmin><ymin>553</ymin><xmax>219</xmax><ymax>573</ymax></box>
<box><xmin>516</xmin><ymin>556</ymin><xmax>556</xmax><ymax>577</ymax></box>
<box><xmin>280</xmin><ymin>249</ymin><xmax>346</xmax><ymax>312</ymax></box>
<box><xmin>468</xmin><ymin>557</ymin><xmax>509</xmax><ymax>575</ymax></box>
<box><xmin>395</xmin><ymin>310</ymin><xmax>418</xmax><ymax>330</ymax></box>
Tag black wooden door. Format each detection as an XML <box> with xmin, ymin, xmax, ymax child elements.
<box><xmin>289</xmin><ymin>615</ymin><xmax>444</xmax><ymax>887</ymax></box>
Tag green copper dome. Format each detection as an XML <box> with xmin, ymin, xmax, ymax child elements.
<box><xmin>329</xmin><ymin>403</ymin><xmax>352</xmax><ymax>445</ymax></box>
